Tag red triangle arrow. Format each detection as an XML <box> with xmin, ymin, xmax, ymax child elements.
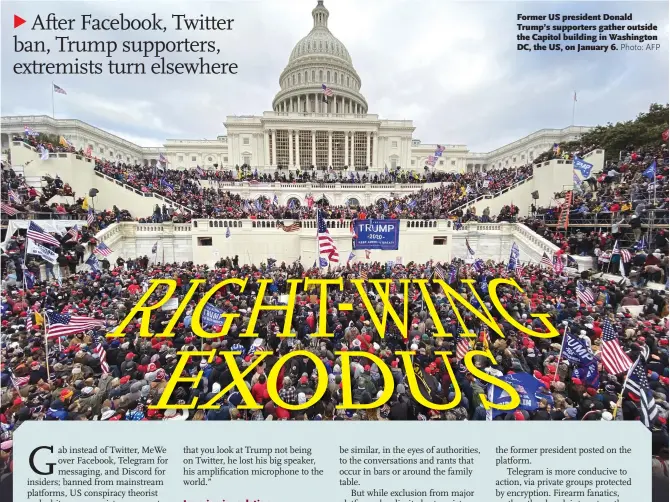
<box><xmin>14</xmin><ymin>15</ymin><xmax>26</xmax><ymax>28</ymax></box>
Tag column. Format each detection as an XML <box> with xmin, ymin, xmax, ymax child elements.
<box><xmin>296</xmin><ymin>131</ymin><xmax>301</xmax><ymax>168</ymax></box>
<box><xmin>366</xmin><ymin>131</ymin><xmax>371</xmax><ymax>168</ymax></box>
<box><xmin>288</xmin><ymin>130</ymin><xmax>294</xmax><ymax>167</ymax></box>
<box><xmin>344</xmin><ymin>133</ymin><xmax>349</xmax><ymax>167</ymax></box>
<box><xmin>264</xmin><ymin>130</ymin><xmax>270</xmax><ymax>168</ymax></box>
<box><xmin>311</xmin><ymin>130</ymin><xmax>316</xmax><ymax>167</ymax></box>
<box><xmin>328</xmin><ymin>131</ymin><xmax>333</xmax><ymax>168</ymax></box>
<box><xmin>271</xmin><ymin>129</ymin><xmax>277</xmax><ymax>167</ymax></box>
<box><xmin>371</xmin><ymin>132</ymin><xmax>376</xmax><ymax>169</ymax></box>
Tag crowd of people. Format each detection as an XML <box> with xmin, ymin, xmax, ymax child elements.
<box><xmin>509</xmin><ymin>146</ymin><xmax>670</xmax><ymax>285</ymax></box>
<box><xmin>1</xmin><ymin>251</ymin><xmax>668</xmax><ymax>494</ymax></box>
<box><xmin>1</xmin><ymin>165</ymin><xmax>133</xmax><ymax>227</ymax></box>
<box><xmin>91</xmin><ymin>159</ymin><xmax>534</xmax><ymax>222</ymax></box>
<box><xmin>2</xmin><ymin>130</ymin><xmax>668</xmax><ymax>501</ymax></box>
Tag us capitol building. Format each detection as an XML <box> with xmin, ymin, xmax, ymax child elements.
<box><xmin>1</xmin><ymin>1</ymin><xmax>591</xmax><ymax>174</ymax></box>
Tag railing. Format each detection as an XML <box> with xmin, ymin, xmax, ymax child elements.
<box><xmin>1</xmin><ymin>211</ymin><xmax>79</xmax><ymax>221</ymax></box>
<box><xmin>91</xmin><ymin>169</ymin><xmax>191</xmax><ymax>213</ymax></box>
<box><xmin>533</xmin><ymin>208</ymin><xmax>668</xmax><ymax>227</ymax></box>
<box><xmin>191</xmin><ymin>218</ymin><xmax>447</xmax><ymax>231</ymax></box>
<box><xmin>452</xmin><ymin>176</ymin><xmax>533</xmax><ymax>212</ymax></box>
<box><xmin>511</xmin><ymin>223</ymin><xmax>559</xmax><ymax>255</ymax></box>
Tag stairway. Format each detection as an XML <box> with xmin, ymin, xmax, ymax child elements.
<box><xmin>556</xmin><ymin>191</ymin><xmax>572</xmax><ymax>230</ymax></box>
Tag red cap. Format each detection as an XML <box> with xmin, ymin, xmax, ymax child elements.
<box><xmin>513</xmin><ymin>411</ymin><xmax>525</xmax><ymax>421</ymax></box>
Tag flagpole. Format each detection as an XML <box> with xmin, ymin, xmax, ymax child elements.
<box><xmin>571</xmin><ymin>91</ymin><xmax>576</xmax><ymax>126</ymax></box>
<box><xmin>315</xmin><ymin>210</ymin><xmax>321</xmax><ymax>273</ymax></box>
<box><xmin>51</xmin><ymin>82</ymin><xmax>55</xmax><ymax>119</ymax></box>
<box><xmin>612</xmin><ymin>356</ymin><xmax>638</xmax><ymax>419</ymax></box>
<box><xmin>554</xmin><ymin>326</ymin><xmax>568</xmax><ymax>381</ymax></box>
<box><xmin>22</xmin><ymin>235</ymin><xmax>30</xmax><ymax>291</ymax></box>
<box><xmin>43</xmin><ymin>312</ymin><xmax>51</xmax><ymax>381</ymax></box>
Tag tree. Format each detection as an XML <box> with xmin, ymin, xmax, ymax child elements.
<box><xmin>578</xmin><ymin>103</ymin><xmax>669</xmax><ymax>160</ymax></box>
<box><xmin>533</xmin><ymin>104</ymin><xmax>669</xmax><ymax>162</ymax></box>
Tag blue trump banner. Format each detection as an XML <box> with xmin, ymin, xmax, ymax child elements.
<box><xmin>201</xmin><ymin>302</ymin><xmax>225</xmax><ymax>327</ymax></box>
<box><xmin>573</xmin><ymin>156</ymin><xmax>593</xmax><ymax>178</ymax></box>
<box><xmin>561</xmin><ymin>332</ymin><xmax>600</xmax><ymax>388</ymax></box>
<box><xmin>486</xmin><ymin>372</ymin><xmax>554</xmax><ymax>420</ymax></box>
<box><xmin>352</xmin><ymin>219</ymin><xmax>400</xmax><ymax>250</ymax></box>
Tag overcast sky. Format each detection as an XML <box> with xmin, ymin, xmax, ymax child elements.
<box><xmin>2</xmin><ymin>0</ymin><xmax>668</xmax><ymax>152</ymax></box>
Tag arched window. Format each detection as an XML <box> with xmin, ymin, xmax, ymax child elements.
<box><xmin>347</xmin><ymin>197</ymin><xmax>360</xmax><ymax>207</ymax></box>
<box><xmin>298</xmin><ymin>73</ymin><xmax>301</xmax><ymax>84</ymax></box>
<box><xmin>319</xmin><ymin>70</ymin><xmax>323</xmax><ymax>81</ymax></box>
<box><xmin>312</xmin><ymin>70</ymin><xmax>315</xmax><ymax>81</ymax></box>
<box><xmin>334</xmin><ymin>71</ymin><xmax>338</xmax><ymax>83</ymax></box>
<box><xmin>327</xmin><ymin>71</ymin><xmax>330</xmax><ymax>82</ymax></box>
<box><xmin>287</xmin><ymin>197</ymin><xmax>301</xmax><ymax>208</ymax></box>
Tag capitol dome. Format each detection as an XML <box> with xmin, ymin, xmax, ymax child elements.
<box><xmin>272</xmin><ymin>1</ymin><xmax>368</xmax><ymax>115</ymax></box>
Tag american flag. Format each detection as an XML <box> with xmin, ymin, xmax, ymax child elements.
<box><xmin>453</xmin><ymin>324</ymin><xmax>471</xmax><ymax>360</ymax></box>
<box><xmin>53</xmin><ymin>83</ymin><xmax>67</xmax><ymax>95</ymax></box>
<box><xmin>600</xmin><ymin>319</ymin><xmax>633</xmax><ymax>375</ymax></box>
<box><xmin>45</xmin><ymin>311</ymin><xmax>106</xmax><ymax>338</ymax></box>
<box><xmin>92</xmin><ymin>332</ymin><xmax>110</xmax><ymax>375</ymax></box>
<box><xmin>433</xmin><ymin>264</ymin><xmax>447</xmax><ymax>281</ymax></box>
<box><xmin>8</xmin><ymin>369</ymin><xmax>29</xmax><ymax>390</ymax></box>
<box><xmin>1</xmin><ymin>202</ymin><xmax>19</xmax><ymax>216</ymax></box>
<box><xmin>611</xmin><ymin>240</ymin><xmax>621</xmax><ymax>256</ymax></box>
<box><xmin>540</xmin><ymin>252</ymin><xmax>553</xmax><ymax>268</ymax></box>
<box><xmin>65</xmin><ymin>225</ymin><xmax>79</xmax><ymax>242</ymax></box>
<box><xmin>195</xmin><ymin>165</ymin><xmax>205</xmax><ymax>177</ymax></box>
<box><xmin>576</xmin><ymin>282</ymin><xmax>594</xmax><ymax>305</ymax></box>
<box><xmin>277</xmin><ymin>221</ymin><xmax>301</xmax><ymax>232</ymax></box>
<box><xmin>87</xmin><ymin>207</ymin><xmax>95</xmax><ymax>226</ymax></box>
<box><xmin>317</xmin><ymin>209</ymin><xmax>339</xmax><ymax>263</ymax></box>
<box><xmin>94</xmin><ymin>242</ymin><xmax>113</xmax><ymax>256</ymax></box>
<box><xmin>27</xmin><ymin>221</ymin><xmax>61</xmax><ymax>247</ymax></box>
<box><xmin>624</xmin><ymin>357</ymin><xmax>658</xmax><ymax>428</ymax></box>
<box><xmin>158</xmin><ymin>153</ymin><xmax>168</xmax><ymax>164</ymax></box>
<box><xmin>8</xmin><ymin>189</ymin><xmax>21</xmax><ymax>204</ymax></box>
<box><xmin>161</xmin><ymin>178</ymin><xmax>175</xmax><ymax>195</ymax></box>
<box><xmin>322</xmin><ymin>83</ymin><xmax>334</xmax><ymax>97</ymax></box>
<box><xmin>620</xmin><ymin>249</ymin><xmax>632</xmax><ymax>263</ymax></box>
